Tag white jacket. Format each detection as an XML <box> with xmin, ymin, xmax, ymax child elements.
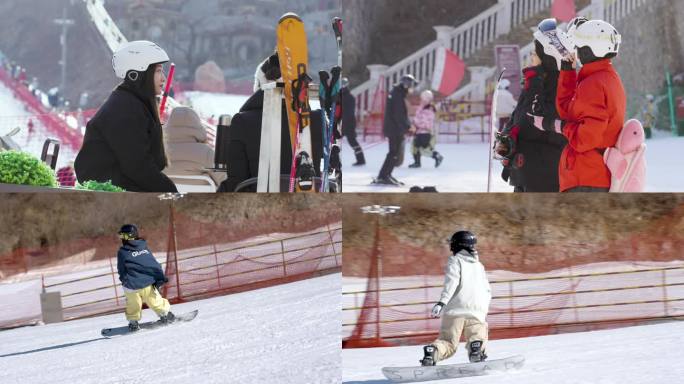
<box><xmin>438</xmin><ymin>250</ymin><xmax>492</xmax><ymax>323</ymax></box>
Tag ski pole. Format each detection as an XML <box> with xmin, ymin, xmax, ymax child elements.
<box><xmin>159</xmin><ymin>63</ymin><xmax>175</xmax><ymax>119</ymax></box>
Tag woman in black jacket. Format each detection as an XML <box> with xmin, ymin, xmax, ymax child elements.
<box><xmin>75</xmin><ymin>40</ymin><xmax>177</xmax><ymax>192</ymax></box>
<box><xmin>498</xmin><ymin>39</ymin><xmax>567</xmax><ymax>192</ymax></box>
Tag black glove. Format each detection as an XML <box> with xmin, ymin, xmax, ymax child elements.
<box><xmin>154</xmin><ymin>276</ymin><xmax>169</xmax><ymax>290</ymax></box>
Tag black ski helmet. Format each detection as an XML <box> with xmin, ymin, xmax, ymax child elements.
<box><xmin>449</xmin><ymin>230</ymin><xmax>477</xmax><ymax>253</ymax></box>
<box><xmin>400</xmin><ymin>74</ymin><xmax>417</xmax><ymax>89</ymax></box>
<box><xmin>118</xmin><ymin>224</ymin><xmax>139</xmax><ymax>241</ymax></box>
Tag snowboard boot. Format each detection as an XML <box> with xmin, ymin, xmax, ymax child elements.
<box><xmin>419</xmin><ymin>345</ymin><xmax>437</xmax><ymax>366</ymax></box>
<box><xmin>408</xmin><ymin>154</ymin><xmax>421</xmax><ymax>168</ymax></box>
<box><xmin>128</xmin><ymin>320</ymin><xmax>140</xmax><ymax>332</ymax></box>
<box><xmin>468</xmin><ymin>341</ymin><xmax>487</xmax><ymax>363</ymax></box>
<box><xmin>433</xmin><ymin>151</ymin><xmax>443</xmax><ymax>168</ymax></box>
<box><xmin>352</xmin><ymin>149</ymin><xmax>366</xmax><ymax>166</ymax></box>
<box><xmin>159</xmin><ymin>311</ymin><xmax>176</xmax><ymax>324</ymax></box>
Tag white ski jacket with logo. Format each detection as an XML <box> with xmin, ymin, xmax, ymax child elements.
<box><xmin>438</xmin><ymin>250</ymin><xmax>492</xmax><ymax>323</ymax></box>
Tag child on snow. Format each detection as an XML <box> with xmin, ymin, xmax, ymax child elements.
<box><xmin>421</xmin><ymin>231</ymin><xmax>492</xmax><ymax>366</ymax></box>
<box><xmin>552</xmin><ymin>18</ymin><xmax>626</xmax><ymax>192</ymax></box>
<box><xmin>408</xmin><ymin>90</ymin><xmax>443</xmax><ymax>169</ymax></box>
<box><xmin>116</xmin><ymin>224</ymin><xmax>175</xmax><ymax>331</ymax></box>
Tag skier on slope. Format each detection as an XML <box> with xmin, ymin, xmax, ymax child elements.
<box><xmin>420</xmin><ymin>231</ymin><xmax>492</xmax><ymax>366</ymax></box>
<box><xmin>408</xmin><ymin>90</ymin><xmax>443</xmax><ymax>169</ymax></box>
<box><xmin>340</xmin><ymin>77</ymin><xmax>366</xmax><ymax>166</ymax></box>
<box><xmin>374</xmin><ymin>74</ymin><xmax>417</xmax><ymax>186</ymax></box>
<box><xmin>552</xmin><ymin>18</ymin><xmax>626</xmax><ymax>192</ymax></box>
<box><xmin>74</xmin><ymin>40</ymin><xmax>177</xmax><ymax>192</ymax></box>
<box><xmin>116</xmin><ymin>224</ymin><xmax>175</xmax><ymax>332</ymax></box>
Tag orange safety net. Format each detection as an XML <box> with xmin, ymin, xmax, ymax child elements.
<box><xmin>360</xmin><ymin>75</ymin><xmax>386</xmax><ymax>140</ymax></box>
<box><xmin>0</xmin><ymin>209</ymin><xmax>341</xmax><ymax>328</ymax></box>
<box><xmin>342</xmin><ymin>226</ymin><xmax>684</xmax><ymax>348</ymax></box>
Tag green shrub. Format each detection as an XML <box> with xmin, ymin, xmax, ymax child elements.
<box><xmin>76</xmin><ymin>180</ymin><xmax>125</xmax><ymax>192</ymax></box>
<box><xmin>0</xmin><ymin>151</ymin><xmax>57</xmax><ymax>187</ymax></box>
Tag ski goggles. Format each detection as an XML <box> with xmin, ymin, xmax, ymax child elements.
<box><xmin>118</xmin><ymin>232</ymin><xmax>137</xmax><ymax>241</ymax></box>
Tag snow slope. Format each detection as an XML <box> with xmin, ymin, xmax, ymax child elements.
<box><xmin>341</xmin><ymin>135</ymin><xmax>684</xmax><ymax>192</ymax></box>
<box><xmin>0</xmin><ymin>273</ymin><xmax>341</xmax><ymax>384</ymax></box>
<box><xmin>342</xmin><ymin>321</ymin><xmax>684</xmax><ymax>383</ymax></box>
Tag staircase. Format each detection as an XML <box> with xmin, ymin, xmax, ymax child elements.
<box><xmin>353</xmin><ymin>0</ymin><xmax>647</xmax><ymax>120</ymax></box>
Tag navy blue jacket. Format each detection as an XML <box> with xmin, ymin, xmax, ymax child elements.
<box><xmin>116</xmin><ymin>239</ymin><xmax>166</xmax><ymax>291</ymax></box>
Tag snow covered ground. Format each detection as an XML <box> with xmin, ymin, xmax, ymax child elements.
<box><xmin>0</xmin><ymin>273</ymin><xmax>341</xmax><ymax>384</ymax></box>
<box><xmin>180</xmin><ymin>91</ymin><xmax>250</xmax><ymax>121</ymax></box>
<box><xmin>342</xmin><ymin>320</ymin><xmax>684</xmax><ymax>383</ymax></box>
<box><xmin>341</xmin><ymin>134</ymin><xmax>684</xmax><ymax>192</ymax></box>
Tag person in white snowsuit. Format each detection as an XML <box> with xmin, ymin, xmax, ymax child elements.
<box><xmin>421</xmin><ymin>230</ymin><xmax>492</xmax><ymax>366</ymax></box>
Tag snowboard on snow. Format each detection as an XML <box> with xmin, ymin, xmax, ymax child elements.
<box><xmin>101</xmin><ymin>310</ymin><xmax>198</xmax><ymax>338</ymax></box>
<box><xmin>277</xmin><ymin>12</ymin><xmax>316</xmax><ymax>192</ymax></box>
<box><xmin>381</xmin><ymin>355</ymin><xmax>525</xmax><ymax>383</ymax></box>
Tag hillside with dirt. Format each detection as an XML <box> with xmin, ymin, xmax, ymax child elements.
<box><xmin>343</xmin><ymin>194</ymin><xmax>684</xmax><ymax>277</ymax></box>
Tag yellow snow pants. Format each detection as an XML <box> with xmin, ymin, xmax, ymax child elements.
<box><xmin>124</xmin><ymin>285</ymin><xmax>171</xmax><ymax>321</ymax></box>
<box><xmin>431</xmin><ymin>315</ymin><xmax>488</xmax><ymax>362</ymax></box>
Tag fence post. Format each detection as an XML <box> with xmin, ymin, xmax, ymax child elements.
<box><xmin>568</xmin><ymin>266</ymin><xmax>580</xmax><ymax>323</ymax></box>
<box><xmin>508</xmin><ymin>280</ymin><xmax>514</xmax><ymax>327</ymax></box>
<box><xmin>662</xmin><ymin>269</ymin><xmax>669</xmax><ymax>317</ymax></box>
<box><xmin>169</xmin><ymin>203</ymin><xmax>182</xmax><ymax>301</ymax></box>
<box><xmin>325</xmin><ymin>223</ymin><xmax>338</xmax><ymax>267</ymax></box>
<box><xmin>281</xmin><ymin>240</ymin><xmax>287</xmax><ymax>277</ymax></box>
<box><xmin>214</xmin><ymin>243</ymin><xmax>221</xmax><ymax>289</ymax></box>
<box><xmin>108</xmin><ymin>255</ymin><xmax>120</xmax><ymax>306</ymax></box>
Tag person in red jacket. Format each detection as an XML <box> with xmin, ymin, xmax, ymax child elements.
<box><xmin>555</xmin><ymin>19</ymin><xmax>626</xmax><ymax>192</ymax></box>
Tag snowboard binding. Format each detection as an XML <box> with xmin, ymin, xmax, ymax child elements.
<box><xmin>468</xmin><ymin>340</ymin><xmax>487</xmax><ymax>363</ymax></box>
<box><xmin>128</xmin><ymin>320</ymin><xmax>140</xmax><ymax>332</ymax></box>
<box><xmin>294</xmin><ymin>152</ymin><xmax>316</xmax><ymax>191</ymax></box>
<box><xmin>420</xmin><ymin>345</ymin><xmax>437</xmax><ymax>366</ymax></box>
<box><xmin>159</xmin><ymin>311</ymin><xmax>176</xmax><ymax>325</ymax></box>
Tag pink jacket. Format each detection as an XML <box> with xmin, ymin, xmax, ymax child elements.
<box><xmin>413</xmin><ymin>104</ymin><xmax>436</xmax><ymax>135</ymax></box>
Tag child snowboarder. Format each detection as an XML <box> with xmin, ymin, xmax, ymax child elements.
<box><xmin>552</xmin><ymin>18</ymin><xmax>626</xmax><ymax>192</ymax></box>
<box><xmin>117</xmin><ymin>224</ymin><xmax>175</xmax><ymax>331</ymax></box>
<box><xmin>408</xmin><ymin>90</ymin><xmax>443</xmax><ymax>168</ymax></box>
<box><xmin>420</xmin><ymin>230</ymin><xmax>492</xmax><ymax>366</ymax></box>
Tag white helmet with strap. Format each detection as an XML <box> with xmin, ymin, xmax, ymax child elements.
<box><xmin>112</xmin><ymin>40</ymin><xmax>169</xmax><ymax>80</ymax></box>
<box><xmin>572</xmin><ymin>19</ymin><xmax>621</xmax><ymax>58</ymax></box>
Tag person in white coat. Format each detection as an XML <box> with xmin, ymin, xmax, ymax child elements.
<box><xmin>496</xmin><ymin>79</ymin><xmax>517</xmax><ymax>132</ymax></box>
<box><xmin>420</xmin><ymin>230</ymin><xmax>492</xmax><ymax>366</ymax></box>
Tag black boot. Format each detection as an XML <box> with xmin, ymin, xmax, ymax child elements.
<box><xmin>468</xmin><ymin>341</ymin><xmax>487</xmax><ymax>363</ymax></box>
<box><xmin>128</xmin><ymin>320</ymin><xmax>140</xmax><ymax>332</ymax></box>
<box><xmin>433</xmin><ymin>151</ymin><xmax>443</xmax><ymax>168</ymax></box>
<box><xmin>352</xmin><ymin>148</ymin><xmax>366</xmax><ymax>166</ymax></box>
<box><xmin>420</xmin><ymin>345</ymin><xmax>437</xmax><ymax>366</ymax></box>
<box><xmin>159</xmin><ymin>311</ymin><xmax>175</xmax><ymax>324</ymax></box>
<box><xmin>408</xmin><ymin>154</ymin><xmax>421</xmax><ymax>168</ymax></box>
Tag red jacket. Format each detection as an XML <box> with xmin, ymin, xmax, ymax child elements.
<box><xmin>556</xmin><ymin>60</ymin><xmax>626</xmax><ymax>191</ymax></box>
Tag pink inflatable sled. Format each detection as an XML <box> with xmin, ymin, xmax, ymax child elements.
<box><xmin>603</xmin><ymin>119</ymin><xmax>647</xmax><ymax>192</ymax></box>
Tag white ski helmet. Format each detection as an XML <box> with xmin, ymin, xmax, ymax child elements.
<box><xmin>420</xmin><ymin>90</ymin><xmax>434</xmax><ymax>103</ymax></box>
<box><xmin>112</xmin><ymin>40</ymin><xmax>169</xmax><ymax>80</ymax></box>
<box><xmin>572</xmin><ymin>19</ymin><xmax>621</xmax><ymax>58</ymax></box>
